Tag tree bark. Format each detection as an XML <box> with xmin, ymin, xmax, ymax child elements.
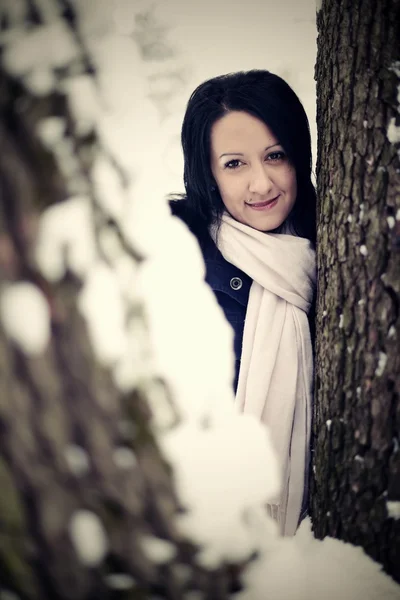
<box><xmin>311</xmin><ymin>0</ymin><xmax>400</xmax><ymax>582</ymax></box>
<box><xmin>0</xmin><ymin>3</ymin><xmax>239</xmax><ymax>598</ymax></box>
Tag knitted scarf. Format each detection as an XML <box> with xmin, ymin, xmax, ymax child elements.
<box><xmin>212</xmin><ymin>213</ymin><xmax>316</xmax><ymax>536</ymax></box>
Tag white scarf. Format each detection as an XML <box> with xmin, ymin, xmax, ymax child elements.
<box><xmin>212</xmin><ymin>213</ymin><xmax>316</xmax><ymax>536</ymax></box>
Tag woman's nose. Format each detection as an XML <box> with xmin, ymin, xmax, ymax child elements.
<box><xmin>248</xmin><ymin>165</ymin><xmax>273</xmax><ymax>196</ymax></box>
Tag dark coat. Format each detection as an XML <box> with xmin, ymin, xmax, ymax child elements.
<box><xmin>170</xmin><ymin>200</ymin><xmax>250</xmax><ymax>391</ymax></box>
<box><xmin>169</xmin><ymin>199</ymin><xmax>316</xmax><ymax>392</ymax></box>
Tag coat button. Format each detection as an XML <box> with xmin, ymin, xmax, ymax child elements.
<box><xmin>230</xmin><ymin>277</ymin><xmax>243</xmax><ymax>290</ymax></box>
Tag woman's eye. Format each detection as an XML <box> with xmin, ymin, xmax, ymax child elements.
<box><xmin>267</xmin><ymin>151</ymin><xmax>286</xmax><ymax>162</ymax></box>
<box><xmin>224</xmin><ymin>159</ymin><xmax>242</xmax><ymax>169</ymax></box>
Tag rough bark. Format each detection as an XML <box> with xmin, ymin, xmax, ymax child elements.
<box><xmin>311</xmin><ymin>0</ymin><xmax>400</xmax><ymax>582</ymax></box>
<box><xmin>0</xmin><ymin>3</ymin><xmax>239</xmax><ymax>599</ymax></box>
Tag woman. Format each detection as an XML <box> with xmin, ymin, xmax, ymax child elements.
<box><xmin>169</xmin><ymin>70</ymin><xmax>316</xmax><ymax>537</ymax></box>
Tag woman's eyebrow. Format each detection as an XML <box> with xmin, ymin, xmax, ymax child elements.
<box><xmin>219</xmin><ymin>143</ymin><xmax>281</xmax><ymax>159</ymax></box>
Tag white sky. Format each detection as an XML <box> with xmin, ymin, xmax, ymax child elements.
<box><xmin>148</xmin><ymin>0</ymin><xmax>318</xmax><ymax>195</ymax></box>
<box><xmin>111</xmin><ymin>0</ymin><xmax>318</xmax><ymax>201</ymax></box>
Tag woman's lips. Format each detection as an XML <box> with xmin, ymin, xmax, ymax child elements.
<box><xmin>246</xmin><ymin>196</ymin><xmax>279</xmax><ymax>210</ymax></box>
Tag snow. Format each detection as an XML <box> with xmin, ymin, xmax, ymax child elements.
<box><xmin>3</xmin><ymin>20</ymin><xmax>79</xmax><ymax>80</ymax></box>
<box><xmin>387</xmin><ymin>216</ymin><xmax>395</xmax><ymax>229</ymax></box>
<box><xmin>0</xmin><ymin>282</ymin><xmax>50</xmax><ymax>355</ymax></box>
<box><xmin>78</xmin><ymin>262</ymin><xmax>127</xmax><ymax>366</ymax></box>
<box><xmin>388</xmin><ymin>326</ymin><xmax>396</xmax><ymax>339</ymax></box>
<box><xmin>375</xmin><ymin>352</ymin><xmax>388</xmax><ymax>377</ymax></box>
<box><xmin>64</xmin><ymin>445</ymin><xmax>90</xmax><ymax>477</ymax></box>
<box><xmin>25</xmin><ymin>68</ymin><xmax>56</xmax><ymax>96</ymax></box>
<box><xmin>339</xmin><ymin>314</ymin><xmax>344</xmax><ymax>328</ymax></box>
<box><xmin>387</xmin><ymin>118</ymin><xmax>400</xmax><ymax>144</ymax></box>
<box><xmin>387</xmin><ymin>501</ymin><xmax>400</xmax><ymax>520</ymax></box>
<box><xmin>360</xmin><ymin>245</ymin><xmax>368</xmax><ymax>256</ymax></box>
<box><xmin>104</xmin><ymin>573</ymin><xmax>136</xmax><ymax>590</ymax></box>
<box><xmin>160</xmin><ymin>415</ymin><xmax>281</xmax><ymax>567</ymax></box>
<box><xmin>113</xmin><ymin>447</ymin><xmax>137</xmax><ymax>469</ymax></box>
<box><xmin>69</xmin><ymin>510</ymin><xmax>108</xmax><ymax>567</ymax></box>
<box><xmin>237</xmin><ymin>517</ymin><xmax>400</xmax><ymax>600</ymax></box>
<box><xmin>140</xmin><ymin>536</ymin><xmax>177</xmax><ymax>564</ymax></box>
<box><xmin>36</xmin><ymin>117</ymin><xmax>66</xmax><ymax>149</ymax></box>
<box><xmin>35</xmin><ymin>196</ymin><xmax>96</xmax><ymax>281</ymax></box>
<box><xmin>91</xmin><ymin>155</ymin><xmax>126</xmax><ymax>221</ymax></box>
<box><xmin>63</xmin><ymin>75</ymin><xmax>100</xmax><ymax>137</ymax></box>
<box><xmin>326</xmin><ymin>419</ymin><xmax>332</xmax><ymax>431</ymax></box>
<box><xmin>134</xmin><ymin>216</ymin><xmax>236</xmax><ymax>423</ymax></box>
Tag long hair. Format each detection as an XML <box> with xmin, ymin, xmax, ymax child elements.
<box><xmin>172</xmin><ymin>69</ymin><xmax>316</xmax><ymax>245</ymax></box>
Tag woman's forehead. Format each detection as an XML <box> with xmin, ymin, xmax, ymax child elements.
<box><xmin>210</xmin><ymin>111</ymin><xmax>279</xmax><ymax>156</ymax></box>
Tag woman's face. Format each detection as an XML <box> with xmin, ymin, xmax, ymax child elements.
<box><xmin>210</xmin><ymin>111</ymin><xmax>297</xmax><ymax>232</ymax></box>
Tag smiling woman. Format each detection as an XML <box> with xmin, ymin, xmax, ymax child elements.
<box><xmin>169</xmin><ymin>69</ymin><xmax>317</xmax><ymax>538</ymax></box>
<box><xmin>210</xmin><ymin>111</ymin><xmax>297</xmax><ymax>231</ymax></box>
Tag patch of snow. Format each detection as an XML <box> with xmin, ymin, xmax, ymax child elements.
<box><xmin>1</xmin><ymin>282</ymin><xmax>50</xmax><ymax>355</ymax></box>
<box><xmin>35</xmin><ymin>196</ymin><xmax>96</xmax><ymax>281</ymax></box>
<box><xmin>347</xmin><ymin>214</ymin><xmax>353</xmax><ymax>223</ymax></box>
<box><xmin>78</xmin><ymin>262</ymin><xmax>127</xmax><ymax>366</ymax></box>
<box><xmin>135</xmin><ymin>215</ymin><xmax>236</xmax><ymax>423</ymax></box>
<box><xmin>69</xmin><ymin>510</ymin><xmax>108</xmax><ymax>567</ymax></box>
<box><xmin>389</xmin><ymin>61</ymin><xmax>400</xmax><ymax>79</ymax></box>
<box><xmin>64</xmin><ymin>75</ymin><xmax>101</xmax><ymax>136</ymax></box>
<box><xmin>3</xmin><ymin>20</ymin><xmax>79</xmax><ymax>77</ymax></box>
<box><xmin>388</xmin><ymin>326</ymin><xmax>396</xmax><ymax>339</ymax></box>
<box><xmin>326</xmin><ymin>419</ymin><xmax>332</xmax><ymax>431</ymax></box>
<box><xmin>113</xmin><ymin>447</ymin><xmax>137</xmax><ymax>469</ymax></box>
<box><xmin>25</xmin><ymin>68</ymin><xmax>56</xmax><ymax>95</ymax></box>
<box><xmin>37</xmin><ymin>117</ymin><xmax>66</xmax><ymax>149</ymax></box>
<box><xmin>141</xmin><ymin>536</ymin><xmax>176</xmax><ymax>564</ymax></box>
<box><xmin>64</xmin><ymin>445</ymin><xmax>90</xmax><ymax>477</ymax></box>
<box><xmin>387</xmin><ymin>118</ymin><xmax>400</xmax><ymax>144</ymax></box>
<box><xmin>160</xmin><ymin>415</ymin><xmax>281</xmax><ymax>567</ymax></box>
<box><xmin>375</xmin><ymin>352</ymin><xmax>387</xmax><ymax>377</ymax></box>
<box><xmin>387</xmin><ymin>216</ymin><xmax>395</xmax><ymax>229</ymax></box>
<box><xmin>339</xmin><ymin>314</ymin><xmax>344</xmax><ymax>329</ymax></box>
<box><xmin>360</xmin><ymin>245</ymin><xmax>368</xmax><ymax>256</ymax></box>
<box><xmin>387</xmin><ymin>501</ymin><xmax>400</xmax><ymax>520</ymax></box>
<box><xmin>104</xmin><ymin>573</ymin><xmax>136</xmax><ymax>590</ymax></box>
<box><xmin>237</xmin><ymin>517</ymin><xmax>400</xmax><ymax>600</ymax></box>
<box><xmin>98</xmin><ymin>226</ymin><xmax>124</xmax><ymax>263</ymax></box>
<box><xmin>92</xmin><ymin>155</ymin><xmax>126</xmax><ymax>221</ymax></box>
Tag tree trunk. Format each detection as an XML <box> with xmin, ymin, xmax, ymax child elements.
<box><xmin>311</xmin><ymin>0</ymin><xmax>400</xmax><ymax>582</ymax></box>
<box><xmin>0</xmin><ymin>2</ymin><xmax>238</xmax><ymax>598</ymax></box>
